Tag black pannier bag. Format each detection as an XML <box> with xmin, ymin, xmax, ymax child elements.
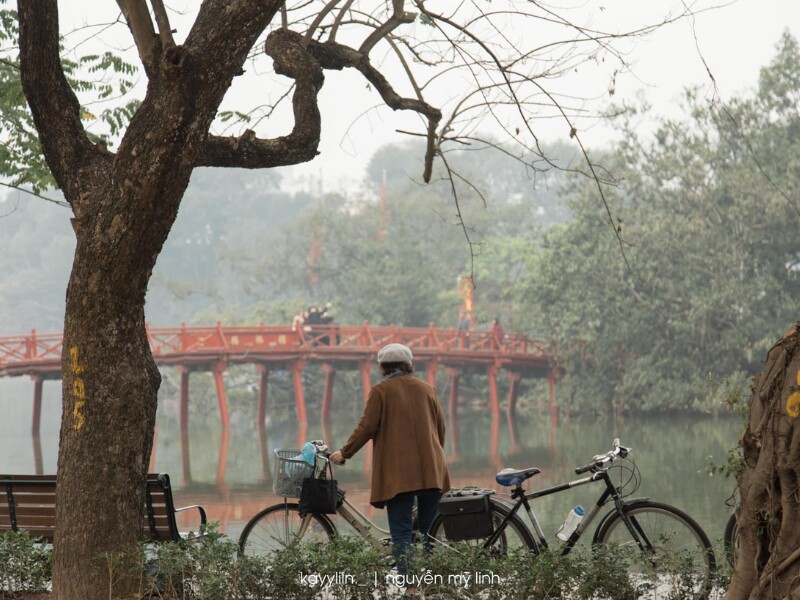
<box><xmin>438</xmin><ymin>488</ymin><xmax>495</xmax><ymax>541</ymax></box>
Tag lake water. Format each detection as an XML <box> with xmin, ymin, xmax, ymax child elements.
<box><xmin>0</xmin><ymin>375</ymin><xmax>740</xmax><ymax>551</ymax></box>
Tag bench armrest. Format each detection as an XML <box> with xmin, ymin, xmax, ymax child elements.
<box><xmin>175</xmin><ymin>504</ymin><xmax>207</xmax><ymax>528</ymax></box>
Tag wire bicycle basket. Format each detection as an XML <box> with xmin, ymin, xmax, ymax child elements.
<box><xmin>273</xmin><ymin>449</ymin><xmax>315</xmax><ymax>498</ymax></box>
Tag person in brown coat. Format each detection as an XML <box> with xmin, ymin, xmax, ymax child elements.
<box><xmin>330</xmin><ymin>343</ymin><xmax>450</xmax><ymax>588</ymax></box>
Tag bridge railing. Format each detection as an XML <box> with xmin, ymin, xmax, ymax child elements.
<box><xmin>1</xmin><ymin>322</ymin><xmax>556</xmax><ymax>369</ymax></box>
<box><xmin>0</xmin><ymin>330</ymin><xmax>63</xmax><ymax>363</ymax></box>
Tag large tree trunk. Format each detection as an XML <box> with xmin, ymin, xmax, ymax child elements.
<box><xmin>16</xmin><ymin>1</ymin><xmax>389</xmax><ymax>596</ymax></box>
<box><xmin>726</xmin><ymin>324</ymin><xmax>800</xmax><ymax>600</ymax></box>
<box><xmin>53</xmin><ymin>93</ymin><xmax>204</xmax><ymax>598</ymax></box>
<box><xmin>18</xmin><ymin>9</ymin><xmax>273</xmax><ymax>598</ymax></box>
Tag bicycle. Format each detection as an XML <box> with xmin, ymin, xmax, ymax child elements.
<box><xmin>428</xmin><ymin>438</ymin><xmax>717</xmax><ymax>598</ymax></box>
<box><xmin>239</xmin><ymin>442</ymin><xmax>396</xmax><ymax>559</ymax></box>
<box><xmin>723</xmin><ymin>511</ymin><xmax>740</xmax><ymax>568</ymax></box>
<box><xmin>239</xmin><ymin>439</ymin><xmax>716</xmax><ymax>598</ymax></box>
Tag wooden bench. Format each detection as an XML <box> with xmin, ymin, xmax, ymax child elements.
<box><xmin>0</xmin><ymin>473</ymin><xmax>206</xmax><ymax>543</ymax></box>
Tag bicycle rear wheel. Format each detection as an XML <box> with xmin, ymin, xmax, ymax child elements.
<box><xmin>595</xmin><ymin>501</ymin><xmax>716</xmax><ymax>599</ymax></box>
<box><xmin>723</xmin><ymin>512</ymin><xmax>738</xmax><ymax>568</ymax></box>
<box><xmin>239</xmin><ymin>502</ymin><xmax>335</xmax><ymax>558</ymax></box>
<box><xmin>429</xmin><ymin>499</ymin><xmax>535</xmax><ymax>556</ymax></box>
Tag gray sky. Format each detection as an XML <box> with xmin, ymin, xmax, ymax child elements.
<box><xmin>55</xmin><ymin>1</ymin><xmax>800</xmax><ymax>193</ymax></box>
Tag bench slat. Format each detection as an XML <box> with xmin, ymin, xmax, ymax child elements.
<box><xmin>1</xmin><ymin>473</ymin><xmax>204</xmax><ymax>543</ymax></box>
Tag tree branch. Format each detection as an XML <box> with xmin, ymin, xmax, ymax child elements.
<box><xmin>115</xmin><ymin>0</ymin><xmax>159</xmax><ymax>73</ymax></box>
<box><xmin>149</xmin><ymin>0</ymin><xmax>176</xmax><ymax>51</ymax></box>
<box><xmin>198</xmin><ymin>28</ymin><xmax>323</xmax><ymax>169</ymax></box>
<box><xmin>304</xmin><ymin>34</ymin><xmax>441</xmax><ymax>181</ymax></box>
<box><xmin>17</xmin><ymin>0</ymin><xmax>101</xmax><ymax>206</ymax></box>
<box><xmin>358</xmin><ymin>0</ymin><xmax>416</xmax><ymax>55</ymax></box>
<box><xmin>329</xmin><ymin>0</ymin><xmax>356</xmax><ymax>41</ymax></box>
<box><xmin>304</xmin><ymin>0</ymin><xmax>342</xmax><ymax>46</ymax></box>
<box><xmin>200</xmin><ymin>27</ymin><xmax>441</xmax><ymax>178</ymax></box>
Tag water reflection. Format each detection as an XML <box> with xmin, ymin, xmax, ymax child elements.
<box><xmin>4</xmin><ymin>378</ymin><xmax>739</xmax><ymax>548</ymax></box>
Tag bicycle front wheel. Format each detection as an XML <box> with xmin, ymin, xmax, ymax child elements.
<box><xmin>595</xmin><ymin>501</ymin><xmax>716</xmax><ymax>599</ymax></box>
<box><xmin>428</xmin><ymin>499</ymin><xmax>535</xmax><ymax>556</ymax></box>
<box><xmin>239</xmin><ymin>502</ymin><xmax>336</xmax><ymax>558</ymax></box>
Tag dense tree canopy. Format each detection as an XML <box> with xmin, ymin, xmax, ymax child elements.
<box><xmin>520</xmin><ymin>32</ymin><xmax>800</xmax><ymax>413</ymax></box>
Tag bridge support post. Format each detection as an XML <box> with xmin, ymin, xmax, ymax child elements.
<box><xmin>217</xmin><ymin>427</ymin><xmax>230</xmax><ymax>490</ymax></box>
<box><xmin>291</xmin><ymin>360</ymin><xmax>307</xmax><ymax>424</ymax></box>
<box><xmin>548</xmin><ymin>371</ymin><xmax>558</xmax><ymax>427</ymax></box>
<box><xmin>425</xmin><ymin>359</ymin><xmax>440</xmax><ymax>388</ymax></box>
<box><xmin>213</xmin><ymin>361</ymin><xmax>230</xmax><ymax>429</ymax></box>
<box><xmin>359</xmin><ymin>360</ymin><xmax>372</xmax><ymax>404</ymax></box>
<box><xmin>321</xmin><ymin>364</ymin><xmax>336</xmax><ymax>423</ymax></box>
<box><xmin>486</xmin><ymin>363</ymin><xmax>501</xmax><ymax>418</ymax></box>
<box><xmin>32</xmin><ymin>434</ymin><xmax>43</xmax><ymax>475</ymax></box>
<box><xmin>358</xmin><ymin>360</ymin><xmax>373</xmax><ymax>474</ymax></box>
<box><xmin>179</xmin><ymin>366</ymin><xmax>190</xmax><ymax>432</ymax></box>
<box><xmin>256</xmin><ymin>365</ymin><xmax>269</xmax><ymax>428</ymax></box>
<box><xmin>178</xmin><ymin>366</ymin><xmax>191</xmax><ymax>485</ymax></box>
<box><xmin>506</xmin><ymin>371</ymin><xmax>522</xmax><ymax>454</ymax></box>
<box><xmin>258</xmin><ymin>419</ymin><xmax>270</xmax><ymax>483</ymax></box>
<box><xmin>445</xmin><ymin>367</ymin><xmax>461</xmax><ymax>461</ymax></box>
<box><xmin>31</xmin><ymin>375</ymin><xmax>43</xmax><ymax>435</ymax></box>
<box><xmin>445</xmin><ymin>367</ymin><xmax>460</xmax><ymax>419</ymax></box>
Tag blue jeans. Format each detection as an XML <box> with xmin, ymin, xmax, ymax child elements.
<box><xmin>386</xmin><ymin>488</ymin><xmax>440</xmax><ymax>575</ymax></box>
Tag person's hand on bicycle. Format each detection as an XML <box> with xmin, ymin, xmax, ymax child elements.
<box><xmin>330</xmin><ymin>450</ymin><xmax>346</xmax><ymax>465</ymax></box>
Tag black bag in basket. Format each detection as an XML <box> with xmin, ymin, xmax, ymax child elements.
<box><xmin>299</xmin><ymin>461</ymin><xmax>337</xmax><ymax>515</ymax></box>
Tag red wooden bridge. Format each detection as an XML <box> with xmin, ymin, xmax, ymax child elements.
<box><xmin>0</xmin><ymin>322</ymin><xmax>561</xmax><ymax>435</ymax></box>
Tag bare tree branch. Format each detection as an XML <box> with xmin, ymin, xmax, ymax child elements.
<box><xmin>199</xmin><ymin>28</ymin><xmax>323</xmax><ymax>168</ymax></box>
<box><xmin>17</xmin><ymin>0</ymin><xmax>105</xmax><ymax>209</ymax></box>
<box><xmin>149</xmin><ymin>0</ymin><xmax>176</xmax><ymax>50</ymax></box>
<box><xmin>304</xmin><ymin>0</ymin><xmax>343</xmax><ymax>45</ymax></box>
<box><xmin>358</xmin><ymin>0</ymin><xmax>415</xmax><ymax>55</ymax></box>
<box><xmin>305</xmin><ymin>34</ymin><xmax>441</xmax><ymax>181</ymax></box>
<box><xmin>329</xmin><ymin>0</ymin><xmax>357</xmax><ymax>41</ymax></box>
<box><xmin>0</xmin><ymin>182</ymin><xmax>71</xmax><ymax>208</ymax></box>
<box><xmin>115</xmin><ymin>0</ymin><xmax>159</xmax><ymax>73</ymax></box>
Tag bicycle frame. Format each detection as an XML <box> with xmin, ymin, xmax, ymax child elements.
<box><xmin>305</xmin><ymin>495</ymin><xmax>394</xmax><ymax>555</ymax></box>
<box><xmin>485</xmin><ymin>469</ymin><xmax>649</xmax><ymax>556</ymax></box>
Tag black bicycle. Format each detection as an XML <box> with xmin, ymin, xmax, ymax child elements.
<box><xmin>429</xmin><ymin>439</ymin><xmax>717</xmax><ymax>599</ymax></box>
<box><xmin>723</xmin><ymin>512</ymin><xmax>738</xmax><ymax>567</ymax></box>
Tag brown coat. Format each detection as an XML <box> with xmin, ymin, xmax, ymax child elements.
<box><xmin>340</xmin><ymin>373</ymin><xmax>451</xmax><ymax>507</ymax></box>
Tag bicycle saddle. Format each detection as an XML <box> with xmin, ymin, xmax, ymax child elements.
<box><xmin>495</xmin><ymin>467</ymin><xmax>541</xmax><ymax>487</ymax></box>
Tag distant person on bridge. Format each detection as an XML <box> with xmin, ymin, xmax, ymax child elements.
<box><xmin>331</xmin><ymin>343</ymin><xmax>450</xmax><ymax>595</ymax></box>
<box><xmin>491</xmin><ymin>317</ymin><xmax>506</xmax><ymax>349</ymax></box>
<box><xmin>291</xmin><ymin>311</ymin><xmax>305</xmax><ymax>332</ymax></box>
<box><xmin>457</xmin><ymin>310</ymin><xmax>471</xmax><ymax>348</ymax></box>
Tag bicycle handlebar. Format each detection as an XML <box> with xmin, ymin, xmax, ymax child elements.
<box><xmin>574</xmin><ymin>438</ymin><xmax>630</xmax><ymax>475</ymax></box>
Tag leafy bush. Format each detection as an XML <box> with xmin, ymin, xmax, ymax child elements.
<box><xmin>0</xmin><ymin>526</ymin><xmax>726</xmax><ymax>598</ymax></box>
<box><xmin>0</xmin><ymin>531</ymin><xmax>52</xmax><ymax>595</ymax></box>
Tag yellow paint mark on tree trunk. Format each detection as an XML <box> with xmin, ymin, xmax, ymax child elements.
<box><xmin>70</xmin><ymin>347</ymin><xmax>87</xmax><ymax>430</ymax></box>
<box><xmin>786</xmin><ymin>391</ymin><xmax>800</xmax><ymax>418</ymax></box>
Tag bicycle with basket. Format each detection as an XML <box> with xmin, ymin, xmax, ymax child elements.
<box><xmin>239</xmin><ymin>441</ymin><xmax>395</xmax><ymax>558</ymax></box>
<box><xmin>239</xmin><ymin>438</ymin><xmax>716</xmax><ymax>599</ymax></box>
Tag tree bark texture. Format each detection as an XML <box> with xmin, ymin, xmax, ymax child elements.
<box><xmin>17</xmin><ymin>1</ymin><xmax>286</xmax><ymax>597</ymax></box>
<box><xmin>16</xmin><ymin>0</ymin><xmax>446</xmax><ymax>595</ymax></box>
<box><xmin>726</xmin><ymin>323</ymin><xmax>800</xmax><ymax>600</ymax></box>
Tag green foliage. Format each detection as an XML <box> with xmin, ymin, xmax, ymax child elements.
<box><xmin>0</xmin><ymin>527</ymin><xmax>727</xmax><ymax>599</ymax></box>
<box><xmin>101</xmin><ymin>524</ymin><xmax>272</xmax><ymax>599</ymax></box>
<box><xmin>520</xmin><ymin>32</ymin><xmax>800</xmax><ymax>414</ymax></box>
<box><xmin>0</xmin><ymin>531</ymin><xmax>52</xmax><ymax>595</ymax></box>
<box><xmin>225</xmin><ymin>141</ymin><xmax>572</xmax><ymax>329</ymax></box>
<box><xmin>0</xmin><ymin>1</ymin><xmax>138</xmax><ymax>193</ymax></box>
